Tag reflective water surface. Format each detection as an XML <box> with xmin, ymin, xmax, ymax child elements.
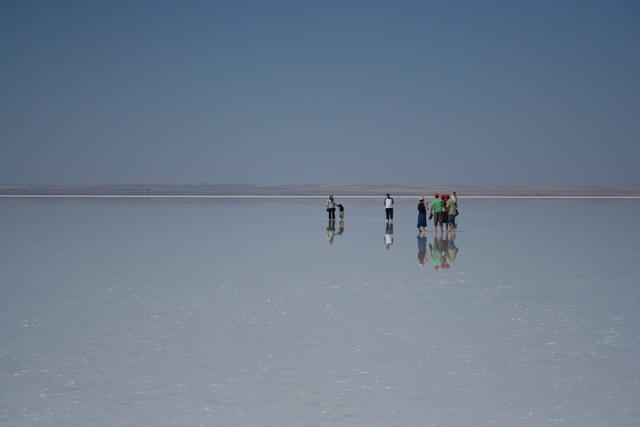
<box><xmin>1</xmin><ymin>198</ymin><xmax>639</xmax><ymax>426</ymax></box>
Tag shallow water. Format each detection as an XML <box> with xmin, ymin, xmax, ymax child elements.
<box><xmin>1</xmin><ymin>198</ymin><xmax>639</xmax><ymax>426</ymax></box>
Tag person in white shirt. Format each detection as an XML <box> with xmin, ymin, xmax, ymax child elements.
<box><xmin>326</xmin><ymin>195</ymin><xmax>336</xmax><ymax>220</ymax></box>
<box><xmin>384</xmin><ymin>193</ymin><xmax>394</xmax><ymax>223</ymax></box>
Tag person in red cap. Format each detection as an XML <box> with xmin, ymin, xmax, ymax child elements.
<box><xmin>431</xmin><ymin>194</ymin><xmax>445</xmax><ymax>233</ymax></box>
<box><xmin>441</xmin><ymin>195</ymin><xmax>449</xmax><ymax>228</ymax></box>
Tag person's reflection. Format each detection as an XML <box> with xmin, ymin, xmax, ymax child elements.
<box><xmin>337</xmin><ymin>219</ymin><xmax>345</xmax><ymax>236</ymax></box>
<box><xmin>326</xmin><ymin>219</ymin><xmax>336</xmax><ymax>244</ymax></box>
<box><xmin>417</xmin><ymin>231</ymin><xmax>428</xmax><ymax>268</ymax></box>
<box><xmin>429</xmin><ymin>234</ymin><xmax>445</xmax><ymax>270</ymax></box>
<box><xmin>384</xmin><ymin>223</ymin><xmax>394</xmax><ymax>249</ymax></box>
<box><xmin>429</xmin><ymin>231</ymin><xmax>458</xmax><ymax>270</ymax></box>
<box><xmin>443</xmin><ymin>230</ymin><xmax>458</xmax><ymax>268</ymax></box>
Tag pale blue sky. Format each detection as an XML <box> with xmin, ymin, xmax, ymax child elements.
<box><xmin>1</xmin><ymin>0</ymin><xmax>639</xmax><ymax>185</ymax></box>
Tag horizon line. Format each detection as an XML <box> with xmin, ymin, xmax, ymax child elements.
<box><xmin>2</xmin><ymin>183</ymin><xmax>640</xmax><ymax>187</ymax></box>
<box><xmin>2</xmin><ymin>195</ymin><xmax>640</xmax><ymax>200</ymax></box>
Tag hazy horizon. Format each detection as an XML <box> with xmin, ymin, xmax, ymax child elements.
<box><xmin>2</xmin><ymin>182</ymin><xmax>640</xmax><ymax>199</ymax></box>
<box><xmin>3</xmin><ymin>182</ymin><xmax>640</xmax><ymax>188</ymax></box>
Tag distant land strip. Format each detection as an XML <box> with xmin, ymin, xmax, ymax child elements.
<box><xmin>1</xmin><ymin>195</ymin><xmax>639</xmax><ymax>199</ymax></box>
<box><xmin>1</xmin><ymin>184</ymin><xmax>639</xmax><ymax>197</ymax></box>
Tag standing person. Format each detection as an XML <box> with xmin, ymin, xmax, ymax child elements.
<box><xmin>337</xmin><ymin>203</ymin><xmax>345</xmax><ymax>219</ymax></box>
<box><xmin>441</xmin><ymin>195</ymin><xmax>449</xmax><ymax>229</ymax></box>
<box><xmin>452</xmin><ymin>191</ymin><xmax>460</xmax><ymax>223</ymax></box>
<box><xmin>384</xmin><ymin>193</ymin><xmax>394</xmax><ymax>223</ymax></box>
<box><xmin>431</xmin><ymin>194</ymin><xmax>445</xmax><ymax>233</ymax></box>
<box><xmin>326</xmin><ymin>195</ymin><xmax>336</xmax><ymax>220</ymax></box>
<box><xmin>417</xmin><ymin>196</ymin><xmax>428</xmax><ymax>233</ymax></box>
<box><xmin>445</xmin><ymin>193</ymin><xmax>458</xmax><ymax>232</ymax></box>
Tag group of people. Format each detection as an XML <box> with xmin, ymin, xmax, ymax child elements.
<box><xmin>380</xmin><ymin>192</ymin><xmax>460</xmax><ymax>233</ymax></box>
<box><xmin>325</xmin><ymin>192</ymin><xmax>460</xmax><ymax>234</ymax></box>
<box><xmin>417</xmin><ymin>192</ymin><xmax>459</xmax><ymax>233</ymax></box>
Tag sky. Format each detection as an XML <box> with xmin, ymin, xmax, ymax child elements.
<box><xmin>1</xmin><ymin>0</ymin><xmax>639</xmax><ymax>186</ymax></box>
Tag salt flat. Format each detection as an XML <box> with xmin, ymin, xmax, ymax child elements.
<box><xmin>1</xmin><ymin>199</ymin><xmax>639</xmax><ymax>426</ymax></box>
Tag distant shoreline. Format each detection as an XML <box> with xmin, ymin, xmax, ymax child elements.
<box><xmin>1</xmin><ymin>183</ymin><xmax>639</xmax><ymax>197</ymax></box>
<box><xmin>2</xmin><ymin>195</ymin><xmax>639</xmax><ymax>199</ymax></box>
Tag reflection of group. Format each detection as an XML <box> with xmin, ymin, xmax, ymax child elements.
<box><xmin>417</xmin><ymin>232</ymin><xmax>458</xmax><ymax>270</ymax></box>
<box><xmin>325</xmin><ymin>218</ymin><xmax>344</xmax><ymax>244</ymax></box>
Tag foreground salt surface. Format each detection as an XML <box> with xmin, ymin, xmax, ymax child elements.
<box><xmin>1</xmin><ymin>199</ymin><xmax>639</xmax><ymax>426</ymax></box>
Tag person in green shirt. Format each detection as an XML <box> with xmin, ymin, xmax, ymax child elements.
<box><xmin>431</xmin><ymin>194</ymin><xmax>445</xmax><ymax>233</ymax></box>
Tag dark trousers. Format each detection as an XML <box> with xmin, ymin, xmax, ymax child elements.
<box><xmin>385</xmin><ymin>208</ymin><xmax>393</xmax><ymax>220</ymax></box>
<box><xmin>434</xmin><ymin>211</ymin><xmax>444</xmax><ymax>226</ymax></box>
<box><xmin>328</xmin><ymin>208</ymin><xmax>336</xmax><ymax>219</ymax></box>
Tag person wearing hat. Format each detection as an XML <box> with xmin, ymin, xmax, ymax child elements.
<box><xmin>441</xmin><ymin>195</ymin><xmax>449</xmax><ymax>228</ymax></box>
<box><xmin>417</xmin><ymin>196</ymin><xmax>428</xmax><ymax>233</ymax></box>
<box><xmin>431</xmin><ymin>194</ymin><xmax>445</xmax><ymax>233</ymax></box>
